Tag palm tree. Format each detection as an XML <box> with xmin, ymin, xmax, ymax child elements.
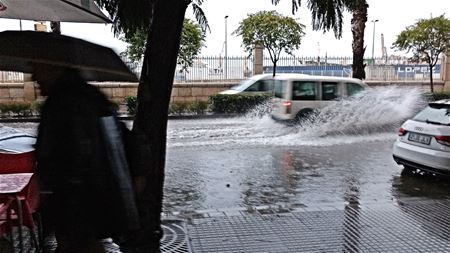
<box><xmin>272</xmin><ymin>0</ymin><xmax>369</xmax><ymax>79</ymax></box>
<box><xmin>95</xmin><ymin>0</ymin><xmax>208</xmax><ymax>252</ymax></box>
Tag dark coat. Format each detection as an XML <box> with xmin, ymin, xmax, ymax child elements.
<box><xmin>35</xmin><ymin>71</ymin><xmax>136</xmax><ymax>238</ymax></box>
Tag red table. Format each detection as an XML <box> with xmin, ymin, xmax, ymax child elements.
<box><xmin>0</xmin><ymin>173</ymin><xmax>37</xmax><ymax>252</ymax></box>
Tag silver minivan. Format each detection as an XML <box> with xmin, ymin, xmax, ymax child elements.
<box><xmin>271</xmin><ymin>74</ymin><xmax>368</xmax><ymax>121</ymax></box>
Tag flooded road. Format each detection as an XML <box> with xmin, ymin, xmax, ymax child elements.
<box><xmin>3</xmin><ymin>87</ymin><xmax>449</xmax><ymax>213</ymax></box>
<box><xmin>163</xmin><ymin>87</ymin><xmax>449</xmax><ymax>212</ymax></box>
<box><xmin>164</xmin><ymin>118</ymin><xmax>450</xmax><ymax>212</ymax></box>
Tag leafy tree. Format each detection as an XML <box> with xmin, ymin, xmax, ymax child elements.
<box><xmin>121</xmin><ymin>18</ymin><xmax>206</xmax><ymax>71</ymax></box>
<box><xmin>95</xmin><ymin>0</ymin><xmax>208</xmax><ymax>252</ymax></box>
<box><xmin>393</xmin><ymin>14</ymin><xmax>450</xmax><ymax>92</ymax></box>
<box><xmin>234</xmin><ymin>10</ymin><xmax>305</xmax><ymax>76</ymax></box>
<box><xmin>272</xmin><ymin>0</ymin><xmax>369</xmax><ymax>80</ymax></box>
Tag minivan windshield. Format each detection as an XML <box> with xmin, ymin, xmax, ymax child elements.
<box><xmin>230</xmin><ymin>77</ymin><xmax>260</xmax><ymax>91</ymax></box>
<box><xmin>413</xmin><ymin>104</ymin><xmax>450</xmax><ymax>125</ymax></box>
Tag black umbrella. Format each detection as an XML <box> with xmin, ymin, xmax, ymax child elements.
<box><xmin>0</xmin><ymin>0</ymin><xmax>111</xmax><ymax>23</ymax></box>
<box><xmin>0</xmin><ymin>31</ymin><xmax>137</xmax><ymax>82</ymax></box>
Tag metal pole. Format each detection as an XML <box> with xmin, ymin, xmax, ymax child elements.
<box><xmin>224</xmin><ymin>15</ymin><xmax>228</xmax><ymax>79</ymax></box>
<box><xmin>371</xmin><ymin>19</ymin><xmax>379</xmax><ymax>65</ymax></box>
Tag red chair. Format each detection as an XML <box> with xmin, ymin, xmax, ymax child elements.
<box><xmin>0</xmin><ymin>150</ymin><xmax>40</xmax><ymax>252</ymax></box>
<box><xmin>0</xmin><ymin>199</ymin><xmax>13</xmax><ymax>237</ymax></box>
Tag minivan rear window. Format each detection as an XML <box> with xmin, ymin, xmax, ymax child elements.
<box><xmin>413</xmin><ymin>104</ymin><xmax>450</xmax><ymax>125</ymax></box>
<box><xmin>322</xmin><ymin>82</ymin><xmax>339</xmax><ymax>100</ymax></box>
<box><xmin>292</xmin><ymin>81</ymin><xmax>317</xmax><ymax>100</ymax></box>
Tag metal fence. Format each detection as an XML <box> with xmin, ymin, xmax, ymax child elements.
<box><xmin>125</xmin><ymin>56</ymin><xmax>254</xmax><ymax>82</ymax></box>
<box><xmin>262</xmin><ymin>56</ymin><xmax>442</xmax><ymax>81</ymax></box>
<box><xmin>0</xmin><ymin>71</ymin><xmax>24</xmax><ymax>83</ymax></box>
<box><xmin>0</xmin><ymin>56</ymin><xmax>443</xmax><ymax>83</ymax></box>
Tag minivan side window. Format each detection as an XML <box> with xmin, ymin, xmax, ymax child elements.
<box><xmin>245</xmin><ymin>80</ymin><xmax>273</xmax><ymax>92</ymax></box>
<box><xmin>346</xmin><ymin>82</ymin><xmax>364</xmax><ymax>96</ymax></box>
<box><xmin>245</xmin><ymin>81</ymin><xmax>263</xmax><ymax>92</ymax></box>
<box><xmin>274</xmin><ymin>80</ymin><xmax>285</xmax><ymax>98</ymax></box>
<box><xmin>322</xmin><ymin>82</ymin><xmax>339</xmax><ymax>100</ymax></box>
<box><xmin>292</xmin><ymin>81</ymin><xmax>317</xmax><ymax>100</ymax></box>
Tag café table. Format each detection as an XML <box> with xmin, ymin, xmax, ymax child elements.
<box><xmin>0</xmin><ymin>173</ymin><xmax>36</xmax><ymax>252</ymax></box>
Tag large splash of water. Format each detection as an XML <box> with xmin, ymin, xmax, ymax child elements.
<box><xmin>237</xmin><ymin>86</ymin><xmax>427</xmax><ymax>145</ymax></box>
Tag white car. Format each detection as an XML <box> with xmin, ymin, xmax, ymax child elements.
<box><xmin>219</xmin><ymin>74</ymin><xmax>274</xmax><ymax>95</ymax></box>
<box><xmin>393</xmin><ymin>99</ymin><xmax>450</xmax><ymax>175</ymax></box>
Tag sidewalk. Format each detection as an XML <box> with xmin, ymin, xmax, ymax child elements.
<box><xmin>7</xmin><ymin>198</ymin><xmax>450</xmax><ymax>252</ymax></box>
<box><xmin>175</xmin><ymin>198</ymin><xmax>450</xmax><ymax>253</ymax></box>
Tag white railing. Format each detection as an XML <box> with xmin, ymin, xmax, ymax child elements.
<box><xmin>0</xmin><ymin>71</ymin><xmax>24</xmax><ymax>83</ymax></box>
<box><xmin>1</xmin><ymin>56</ymin><xmax>443</xmax><ymax>83</ymax></box>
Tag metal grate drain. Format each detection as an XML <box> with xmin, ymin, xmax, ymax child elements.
<box><xmin>6</xmin><ymin>219</ymin><xmax>191</xmax><ymax>253</ymax></box>
<box><xmin>161</xmin><ymin>219</ymin><xmax>191</xmax><ymax>253</ymax></box>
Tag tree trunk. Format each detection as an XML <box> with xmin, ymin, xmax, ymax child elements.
<box><xmin>429</xmin><ymin>64</ymin><xmax>434</xmax><ymax>93</ymax></box>
<box><xmin>351</xmin><ymin>1</ymin><xmax>368</xmax><ymax>80</ymax></box>
<box><xmin>272</xmin><ymin>60</ymin><xmax>277</xmax><ymax>77</ymax></box>
<box><xmin>126</xmin><ymin>0</ymin><xmax>188</xmax><ymax>252</ymax></box>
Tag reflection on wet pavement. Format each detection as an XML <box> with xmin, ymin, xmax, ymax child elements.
<box><xmin>165</xmin><ymin>140</ymin><xmax>435</xmax><ymax>212</ymax></box>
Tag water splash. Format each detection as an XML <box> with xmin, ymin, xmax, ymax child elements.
<box><xmin>291</xmin><ymin>86</ymin><xmax>427</xmax><ymax>138</ymax></box>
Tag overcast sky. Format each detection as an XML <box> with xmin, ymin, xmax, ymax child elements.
<box><xmin>0</xmin><ymin>0</ymin><xmax>448</xmax><ymax>58</ymax></box>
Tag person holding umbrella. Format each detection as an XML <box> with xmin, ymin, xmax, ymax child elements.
<box><xmin>0</xmin><ymin>31</ymin><xmax>140</xmax><ymax>252</ymax></box>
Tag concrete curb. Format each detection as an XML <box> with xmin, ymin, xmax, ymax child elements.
<box><xmin>0</xmin><ymin>113</ymin><xmax>242</xmax><ymax>123</ymax></box>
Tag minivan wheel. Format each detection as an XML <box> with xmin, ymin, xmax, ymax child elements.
<box><xmin>295</xmin><ymin>109</ymin><xmax>315</xmax><ymax>124</ymax></box>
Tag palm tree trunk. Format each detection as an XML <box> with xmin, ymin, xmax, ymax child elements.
<box><xmin>127</xmin><ymin>0</ymin><xmax>188</xmax><ymax>251</ymax></box>
<box><xmin>351</xmin><ymin>1</ymin><xmax>368</xmax><ymax>80</ymax></box>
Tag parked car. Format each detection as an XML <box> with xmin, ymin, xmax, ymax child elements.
<box><xmin>393</xmin><ymin>99</ymin><xmax>450</xmax><ymax>175</ymax></box>
<box><xmin>219</xmin><ymin>74</ymin><xmax>274</xmax><ymax>95</ymax></box>
<box><xmin>270</xmin><ymin>74</ymin><xmax>368</xmax><ymax>121</ymax></box>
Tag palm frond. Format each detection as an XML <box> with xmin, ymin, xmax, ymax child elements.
<box><xmin>307</xmin><ymin>0</ymin><xmax>344</xmax><ymax>38</ymax></box>
<box><xmin>192</xmin><ymin>3</ymin><xmax>210</xmax><ymax>33</ymax></box>
<box><xmin>95</xmin><ymin>0</ymin><xmax>154</xmax><ymax>37</ymax></box>
<box><xmin>271</xmin><ymin>0</ymin><xmax>302</xmax><ymax>14</ymax></box>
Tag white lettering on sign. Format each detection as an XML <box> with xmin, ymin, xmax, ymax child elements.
<box><xmin>397</xmin><ymin>65</ymin><xmax>437</xmax><ymax>73</ymax></box>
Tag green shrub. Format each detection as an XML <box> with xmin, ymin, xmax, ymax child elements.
<box><xmin>31</xmin><ymin>101</ymin><xmax>43</xmax><ymax>115</ymax></box>
<box><xmin>0</xmin><ymin>102</ymin><xmax>32</xmax><ymax>117</ymax></box>
<box><xmin>428</xmin><ymin>92</ymin><xmax>450</xmax><ymax>101</ymax></box>
<box><xmin>208</xmin><ymin>94</ymin><xmax>272</xmax><ymax>113</ymax></box>
<box><xmin>187</xmin><ymin>100</ymin><xmax>208</xmax><ymax>114</ymax></box>
<box><xmin>169</xmin><ymin>102</ymin><xmax>189</xmax><ymax>115</ymax></box>
<box><xmin>124</xmin><ymin>96</ymin><xmax>138</xmax><ymax>115</ymax></box>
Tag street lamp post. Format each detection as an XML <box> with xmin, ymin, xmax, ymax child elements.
<box><xmin>224</xmin><ymin>15</ymin><xmax>228</xmax><ymax>79</ymax></box>
<box><xmin>371</xmin><ymin>19</ymin><xmax>379</xmax><ymax>65</ymax></box>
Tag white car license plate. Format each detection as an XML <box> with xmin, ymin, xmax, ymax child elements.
<box><xmin>408</xmin><ymin>132</ymin><xmax>431</xmax><ymax>145</ymax></box>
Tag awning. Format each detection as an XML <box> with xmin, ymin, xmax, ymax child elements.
<box><xmin>0</xmin><ymin>0</ymin><xmax>111</xmax><ymax>23</ymax></box>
